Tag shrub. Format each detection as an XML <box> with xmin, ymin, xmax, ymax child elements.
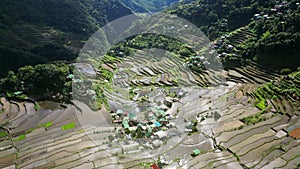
<box><xmin>280</xmin><ymin>68</ymin><xmax>291</xmax><ymax>75</ymax></box>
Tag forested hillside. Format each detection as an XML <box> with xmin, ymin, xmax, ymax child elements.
<box><xmin>168</xmin><ymin>0</ymin><xmax>300</xmax><ymax>70</ymax></box>
<box><xmin>0</xmin><ymin>0</ymin><xmax>132</xmax><ymax>76</ymax></box>
<box><xmin>120</xmin><ymin>0</ymin><xmax>182</xmax><ymax>13</ymax></box>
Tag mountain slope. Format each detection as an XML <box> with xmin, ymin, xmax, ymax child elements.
<box><xmin>0</xmin><ymin>0</ymin><xmax>132</xmax><ymax>76</ymax></box>
<box><xmin>168</xmin><ymin>0</ymin><xmax>300</xmax><ymax>71</ymax></box>
<box><xmin>121</xmin><ymin>0</ymin><xmax>192</xmax><ymax>13</ymax></box>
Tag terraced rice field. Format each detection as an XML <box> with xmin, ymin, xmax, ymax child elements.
<box><xmin>1</xmin><ymin>49</ymin><xmax>299</xmax><ymax>168</ymax></box>
<box><xmin>228</xmin><ymin>27</ymin><xmax>257</xmax><ymax>47</ymax></box>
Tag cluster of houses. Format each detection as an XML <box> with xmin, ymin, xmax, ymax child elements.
<box><xmin>254</xmin><ymin>1</ymin><xmax>296</xmax><ymax>20</ymax></box>
<box><xmin>110</xmin><ymin>106</ymin><xmax>175</xmax><ymax>149</ymax></box>
<box><xmin>212</xmin><ymin>35</ymin><xmax>236</xmax><ymax>59</ymax></box>
<box><xmin>72</xmin><ymin>77</ymin><xmax>97</xmax><ymax>103</ymax></box>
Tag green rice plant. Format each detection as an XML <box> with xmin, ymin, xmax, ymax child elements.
<box><xmin>14</xmin><ymin>134</ymin><xmax>26</xmax><ymax>142</ymax></box>
<box><xmin>61</xmin><ymin>122</ymin><xmax>76</xmax><ymax>131</ymax></box>
<box><xmin>0</xmin><ymin>131</ymin><xmax>8</xmax><ymax>138</ymax></box>
<box><xmin>256</xmin><ymin>99</ymin><xmax>266</xmax><ymax>110</ymax></box>
<box><xmin>26</xmin><ymin>128</ymin><xmax>35</xmax><ymax>134</ymax></box>
<box><xmin>42</xmin><ymin>122</ymin><xmax>53</xmax><ymax>128</ymax></box>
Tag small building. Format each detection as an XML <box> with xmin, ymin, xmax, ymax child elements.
<box><xmin>156</xmin><ymin>110</ymin><xmax>166</xmax><ymax>117</ymax></box>
<box><xmin>129</xmin><ymin>126</ymin><xmax>137</xmax><ymax>132</ymax></box>
<box><xmin>254</xmin><ymin>14</ymin><xmax>262</xmax><ymax>20</ymax></box>
<box><xmin>66</xmin><ymin>74</ymin><xmax>74</xmax><ymax>79</ymax></box>
<box><xmin>151</xmin><ymin>140</ymin><xmax>163</xmax><ymax>149</ymax></box>
<box><xmin>151</xmin><ymin>164</ymin><xmax>160</xmax><ymax>169</ymax></box>
<box><xmin>192</xmin><ymin>149</ymin><xmax>202</xmax><ymax>156</ymax></box>
<box><xmin>121</xmin><ymin>142</ymin><xmax>139</xmax><ymax>153</ymax></box>
<box><xmin>271</xmin><ymin>8</ymin><xmax>277</xmax><ymax>12</ymax></box>
<box><xmin>263</xmin><ymin>15</ymin><xmax>269</xmax><ymax>19</ymax></box>
<box><xmin>116</xmin><ymin>109</ymin><xmax>124</xmax><ymax>115</ymax></box>
<box><xmin>185</xmin><ymin>128</ymin><xmax>193</xmax><ymax>132</ymax></box>
<box><xmin>129</xmin><ymin>112</ymin><xmax>137</xmax><ymax>121</ymax></box>
<box><xmin>154</xmin><ymin>121</ymin><xmax>162</xmax><ymax>127</ymax></box>
<box><xmin>122</xmin><ymin>120</ymin><xmax>130</xmax><ymax>129</ymax></box>
<box><xmin>227</xmin><ymin>44</ymin><xmax>234</xmax><ymax>51</ymax></box>
<box><xmin>113</xmin><ymin>119</ymin><xmax>122</xmax><ymax>123</ymax></box>
<box><xmin>154</xmin><ymin>131</ymin><xmax>168</xmax><ymax>139</ymax></box>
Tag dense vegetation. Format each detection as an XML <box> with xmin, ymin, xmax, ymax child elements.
<box><xmin>109</xmin><ymin>34</ymin><xmax>195</xmax><ymax>58</ymax></box>
<box><xmin>253</xmin><ymin>69</ymin><xmax>300</xmax><ymax>111</ymax></box>
<box><xmin>0</xmin><ymin>0</ymin><xmax>299</xmax><ymax>109</ymax></box>
<box><xmin>121</xmin><ymin>0</ymin><xmax>193</xmax><ymax>13</ymax></box>
<box><xmin>168</xmin><ymin>0</ymin><xmax>277</xmax><ymax>39</ymax></box>
<box><xmin>0</xmin><ymin>0</ymin><xmax>132</xmax><ymax>76</ymax></box>
<box><xmin>0</xmin><ymin>63</ymin><xmax>73</xmax><ymax>102</ymax></box>
<box><xmin>168</xmin><ymin>0</ymin><xmax>300</xmax><ymax>71</ymax></box>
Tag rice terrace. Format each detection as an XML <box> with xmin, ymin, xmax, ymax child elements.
<box><xmin>0</xmin><ymin>0</ymin><xmax>299</xmax><ymax>168</ymax></box>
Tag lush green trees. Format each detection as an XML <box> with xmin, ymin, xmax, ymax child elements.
<box><xmin>168</xmin><ymin>0</ymin><xmax>277</xmax><ymax>39</ymax></box>
<box><xmin>0</xmin><ymin>0</ymin><xmax>133</xmax><ymax>76</ymax></box>
<box><xmin>121</xmin><ymin>0</ymin><xmax>183</xmax><ymax>13</ymax></box>
<box><xmin>0</xmin><ymin>63</ymin><xmax>73</xmax><ymax>101</ymax></box>
<box><xmin>168</xmin><ymin>0</ymin><xmax>299</xmax><ymax>71</ymax></box>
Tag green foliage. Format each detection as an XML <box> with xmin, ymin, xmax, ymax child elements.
<box><xmin>39</xmin><ymin>122</ymin><xmax>53</xmax><ymax>128</ymax></box>
<box><xmin>14</xmin><ymin>134</ymin><xmax>26</xmax><ymax>142</ymax></box>
<box><xmin>26</xmin><ymin>128</ymin><xmax>35</xmax><ymax>134</ymax></box>
<box><xmin>256</xmin><ymin>98</ymin><xmax>266</xmax><ymax>110</ymax></box>
<box><xmin>280</xmin><ymin>68</ymin><xmax>292</xmax><ymax>75</ymax></box>
<box><xmin>0</xmin><ymin>131</ymin><xmax>8</xmax><ymax>138</ymax></box>
<box><xmin>121</xmin><ymin>0</ymin><xmax>182</xmax><ymax>13</ymax></box>
<box><xmin>169</xmin><ymin>0</ymin><xmax>300</xmax><ymax>70</ymax></box>
<box><xmin>0</xmin><ymin>63</ymin><xmax>73</xmax><ymax>102</ymax></box>
<box><xmin>252</xmin><ymin>70</ymin><xmax>300</xmax><ymax>114</ymax></box>
<box><xmin>178</xmin><ymin>48</ymin><xmax>192</xmax><ymax>57</ymax></box>
<box><xmin>0</xmin><ymin>0</ymin><xmax>132</xmax><ymax>76</ymax></box>
<box><xmin>34</xmin><ymin>103</ymin><xmax>40</xmax><ymax>111</ymax></box>
<box><xmin>98</xmin><ymin>66</ymin><xmax>113</xmax><ymax>81</ymax></box>
<box><xmin>93</xmin><ymin>83</ymin><xmax>109</xmax><ymax>110</ymax></box>
<box><xmin>262</xmin><ymin>30</ymin><xmax>271</xmax><ymax>39</ymax></box>
<box><xmin>61</xmin><ymin>122</ymin><xmax>76</xmax><ymax>131</ymax></box>
<box><xmin>241</xmin><ymin>111</ymin><xmax>267</xmax><ymax>125</ymax></box>
<box><xmin>110</xmin><ymin>34</ymin><xmax>195</xmax><ymax>59</ymax></box>
<box><xmin>139</xmin><ymin>162</ymin><xmax>153</xmax><ymax>169</ymax></box>
<box><xmin>168</xmin><ymin>0</ymin><xmax>276</xmax><ymax>39</ymax></box>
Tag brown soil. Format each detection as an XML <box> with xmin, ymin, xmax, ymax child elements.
<box><xmin>289</xmin><ymin>128</ymin><xmax>300</xmax><ymax>139</ymax></box>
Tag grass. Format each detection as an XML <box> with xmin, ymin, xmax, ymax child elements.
<box><xmin>256</xmin><ymin>98</ymin><xmax>266</xmax><ymax>110</ymax></box>
<box><xmin>61</xmin><ymin>122</ymin><xmax>76</xmax><ymax>131</ymax></box>
<box><xmin>0</xmin><ymin>131</ymin><xmax>8</xmax><ymax>138</ymax></box>
<box><xmin>14</xmin><ymin>134</ymin><xmax>26</xmax><ymax>142</ymax></box>
<box><xmin>26</xmin><ymin>128</ymin><xmax>35</xmax><ymax>134</ymax></box>
<box><xmin>25</xmin><ymin>121</ymin><xmax>53</xmax><ymax>134</ymax></box>
<box><xmin>139</xmin><ymin>162</ymin><xmax>153</xmax><ymax>169</ymax></box>
<box><xmin>39</xmin><ymin>122</ymin><xmax>53</xmax><ymax>128</ymax></box>
<box><xmin>34</xmin><ymin>103</ymin><xmax>40</xmax><ymax>111</ymax></box>
<box><xmin>241</xmin><ymin>110</ymin><xmax>267</xmax><ymax>125</ymax></box>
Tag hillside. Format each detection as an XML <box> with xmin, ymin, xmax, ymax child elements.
<box><xmin>121</xmin><ymin>0</ymin><xmax>194</xmax><ymax>13</ymax></box>
<box><xmin>168</xmin><ymin>0</ymin><xmax>300</xmax><ymax>71</ymax></box>
<box><xmin>121</xmin><ymin>0</ymin><xmax>178</xmax><ymax>13</ymax></box>
<box><xmin>0</xmin><ymin>0</ymin><xmax>132</xmax><ymax>77</ymax></box>
<box><xmin>0</xmin><ymin>1</ymin><xmax>300</xmax><ymax>168</ymax></box>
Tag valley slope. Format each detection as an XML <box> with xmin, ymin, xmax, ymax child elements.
<box><xmin>0</xmin><ymin>0</ymin><xmax>132</xmax><ymax>76</ymax></box>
